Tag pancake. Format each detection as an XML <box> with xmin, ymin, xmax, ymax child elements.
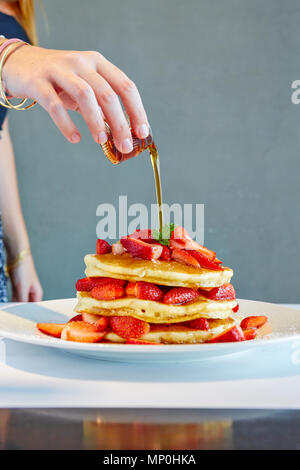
<box><xmin>104</xmin><ymin>317</ymin><xmax>237</xmax><ymax>344</ymax></box>
<box><xmin>75</xmin><ymin>291</ymin><xmax>238</xmax><ymax>323</ymax></box>
<box><xmin>84</xmin><ymin>253</ymin><xmax>233</xmax><ymax>288</ymax></box>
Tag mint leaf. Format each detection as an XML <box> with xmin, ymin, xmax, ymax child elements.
<box><xmin>152</xmin><ymin>224</ymin><xmax>177</xmax><ymax>247</ymax></box>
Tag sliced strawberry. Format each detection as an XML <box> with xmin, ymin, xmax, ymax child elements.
<box><xmin>170</xmin><ymin>226</ymin><xmax>216</xmax><ymax>260</ymax></box>
<box><xmin>75</xmin><ymin>277</ymin><xmax>98</xmax><ymax>292</ymax></box>
<box><xmin>189</xmin><ymin>250</ymin><xmax>223</xmax><ymax>271</ymax></box>
<box><xmin>136</xmin><ymin>281</ymin><xmax>164</xmax><ymax>301</ymax></box>
<box><xmin>169</xmin><ymin>238</ymin><xmax>200</xmax><ymax>252</ymax></box>
<box><xmin>61</xmin><ymin>321</ymin><xmax>106</xmax><ymax>343</ymax></box>
<box><xmin>199</xmin><ymin>283</ymin><xmax>236</xmax><ymax>300</ymax></box>
<box><xmin>171</xmin><ymin>248</ymin><xmax>200</xmax><ymax>268</ymax></box>
<box><xmin>195</xmin><ymin>245</ymin><xmax>217</xmax><ymax>261</ymax></box>
<box><xmin>240</xmin><ymin>316</ymin><xmax>268</xmax><ymax>330</ymax></box>
<box><xmin>171</xmin><ymin>226</ymin><xmax>193</xmax><ymax>241</ymax></box>
<box><xmin>112</xmin><ymin>242</ymin><xmax>126</xmax><ymax>255</ymax></box>
<box><xmin>256</xmin><ymin>321</ymin><xmax>272</xmax><ymax>338</ymax></box>
<box><xmin>37</xmin><ymin>323</ymin><xmax>65</xmax><ymax>338</ymax></box>
<box><xmin>159</xmin><ymin>245</ymin><xmax>171</xmax><ymax>261</ymax></box>
<box><xmin>96</xmin><ymin>239</ymin><xmax>112</xmax><ymax>255</ymax></box>
<box><xmin>120</xmin><ymin>236</ymin><xmax>163</xmax><ymax>260</ymax></box>
<box><xmin>129</xmin><ymin>229</ymin><xmax>155</xmax><ymax>242</ymax></box>
<box><xmin>232</xmin><ymin>304</ymin><xmax>239</xmax><ymax>313</ymax></box>
<box><xmin>76</xmin><ymin>277</ymin><xmax>125</xmax><ymax>292</ymax></box>
<box><xmin>126</xmin><ymin>281</ymin><xmax>137</xmax><ymax>296</ymax></box>
<box><xmin>164</xmin><ymin>287</ymin><xmax>200</xmax><ymax>305</ymax></box>
<box><xmin>169</xmin><ymin>238</ymin><xmax>187</xmax><ymax>250</ymax></box>
<box><xmin>125</xmin><ymin>281</ymin><xmax>164</xmax><ymax>301</ymax></box>
<box><xmin>188</xmin><ymin>318</ymin><xmax>210</xmax><ymax>330</ymax></box>
<box><xmin>207</xmin><ymin>325</ymin><xmax>245</xmax><ymax>343</ymax></box>
<box><xmin>125</xmin><ymin>281</ymin><xmax>136</xmax><ymax>296</ymax></box>
<box><xmin>68</xmin><ymin>314</ymin><xmax>83</xmax><ymax>322</ymax></box>
<box><xmin>110</xmin><ymin>316</ymin><xmax>150</xmax><ymax>339</ymax></box>
<box><xmin>126</xmin><ymin>338</ymin><xmax>158</xmax><ymax>345</ymax></box>
<box><xmin>243</xmin><ymin>328</ymin><xmax>257</xmax><ymax>341</ymax></box>
<box><xmin>82</xmin><ymin>312</ymin><xmax>109</xmax><ymax>331</ymax></box>
<box><xmin>91</xmin><ymin>282</ymin><xmax>125</xmax><ymax>300</ymax></box>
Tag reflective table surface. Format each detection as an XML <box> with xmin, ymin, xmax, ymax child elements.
<box><xmin>0</xmin><ymin>408</ymin><xmax>299</xmax><ymax>450</ymax></box>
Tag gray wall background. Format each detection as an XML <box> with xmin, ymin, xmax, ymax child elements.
<box><xmin>8</xmin><ymin>0</ymin><xmax>300</xmax><ymax>302</ymax></box>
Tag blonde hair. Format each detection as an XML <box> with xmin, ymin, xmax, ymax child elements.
<box><xmin>13</xmin><ymin>1</ymin><xmax>38</xmax><ymax>46</ymax></box>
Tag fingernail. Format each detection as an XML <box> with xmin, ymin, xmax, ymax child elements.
<box><xmin>98</xmin><ymin>131</ymin><xmax>108</xmax><ymax>145</ymax></box>
<box><xmin>139</xmin><ymin>123</ymin><xmax>149</xmax><ymax>139</ymax></box>
<box><xmin>121</xmin><ymin>138</ymin><xmax>133</xmax><ymax>153</ymax></box>
<box><xmin>71</xmin><ymin>132</ymin><xmax>81</xmax><ymax>143</ymax></box>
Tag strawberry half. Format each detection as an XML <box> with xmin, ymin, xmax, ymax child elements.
<box><xmin>188</xmin><ymin>318</ymin><xmax>210</xmax><ymax>330</ymax></box>
<box><xmin>37</xmin><ymin>323</ymin><xmax>65</xmax><ymax>338</ymax></box>
<box><xmin>61</xmin><ymin>321</ymin><xmax>106</xmax><ymax>343</ymax></box>
<box><xmin>75</xmin><ymin>277</ymin><xmax>125</xmax><ymax>292</ymax></box>
<box><xmin>110</xmin><ymin>316</ymin><xmax>150</xmax><ymax>339</ymax></box>
<box><xmin>136</xmin><ymin>281</ymin><xmax>164</xmax><ymax>301</ymax></box>
<box><xmin>91</xmin><ymin>281</ymin><xmax>125</xmax><ymax>300</ymax></box>
<box><xmin>232</xmin><ymin>304</ymin><xmax>239</xmax><ymax>313</ymax></box>
<box><xmin>240</xmin><ymin>316</ymin><xmax>268</xmax><ymax>330</ymax></box>
<box><xmin>243</xmin><ymin>328</ymin><xmax>257</xmax><ymax>341</ymax></box>
<box><xmin>96</xmin><ymin>239</ymin><xmax>112</xmax><ymax>255</ymax></box>
<box><xmin>159</xmin><ymin>245</ymin><xmax>172</xmax><ymax>261</ymax></box>
<box><xmin>126</xmin><ymin>338</ymin><xmax>158</xmax><ymax>345</ymax></box>
<box><xmin>171</xmin><ymin>248</ymin><xmax>200</xmax><ymax>268</ymax></box>
<box><xmin>164</xmin><ymin>287</ymin><xmax>200</xmax><ymax>305</ymax></box>
<box><xmin>207</xmin><ymin>325</ymin><xmax>245</xmax><ymax>343</ymax></box>
<box><xmin>120</xmin><ymin>236</ymin><xmax>163</xmax><ymax>260</ymax></box>
<box><xmin>189</xmin><ymin>250</ymin><xmax>223</xmax><ymax>271</ymax></box>
<box><xmin>125</xmin><ymin>281</ymin><xmax>164</xmax><ymax>301</ymax></box>
<box><xmin>199</xmin><ymin>283</ymin><xmax>236</xmax><ymax>300</ymax></box>
<box><xmin>82</xmin><ymin>312</ymin><xmax>109</xmax><ymax>331</ymax></box>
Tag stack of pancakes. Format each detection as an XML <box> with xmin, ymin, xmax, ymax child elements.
<box><xmin>74</xmin><ymin>253</ymin><xmax>241</xmax><ymax>344</ymax></box>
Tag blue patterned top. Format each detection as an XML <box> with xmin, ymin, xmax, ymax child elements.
<box><xmin>0</xmin><ymin>216</ymin><xmax>7</xmax><ymax>302</ymax></box>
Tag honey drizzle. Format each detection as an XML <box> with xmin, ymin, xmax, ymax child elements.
<box><xmin>149</xmin><ymin>143</ymin><xmax>163</xmax><ymax>234</ymax></box>
<box><xmin>100</xmin><ymin>127</ymin><xmax>164</xmax><ymax>233</ymax></box>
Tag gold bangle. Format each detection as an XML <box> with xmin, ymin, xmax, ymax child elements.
<box><xmin>0</xmin><ymin>42</ymin><xmax>37</xmax><ymax>110</ymax></box>
<box><xmin>5</xmin><ymin>248</ymin><xmax>32</xmax><ymax>277</ymax></box>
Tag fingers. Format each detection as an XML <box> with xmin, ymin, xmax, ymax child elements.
<box><xmin>29</xmin><ymin>283</ymin><xmax>43</xmax><ymax>302</ymax></box>
<box><xmin>12</xmin><ymin>282</ymin><xmax>29</xmax><ymax>302</ymax></box>
<box><xmin>52</xmin><ymin>73</ymin><xmax>108</xmax><ymax>146</ymax></box>
<box><xmin>96</xmin><ymin>58</ymin><xmax>149</xmax><ymax>140</ymax></box>
<box><xmin>35</xmin><ymin>82</ymin><xmax>82</xmax><ymax>143</ymax></box>
<box><xmin>80</xmin><ymin>70</ymin><xmax>133</xmax><ymax>152</ymax></box>
<box><xmin>57</xmin><ymin>90</ymin><xmax>80</xmax><ymax>112</ymax></box>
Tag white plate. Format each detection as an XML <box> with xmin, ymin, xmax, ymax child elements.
<box><xmin>0</xmin><ymin>298</ymin><xmax>299</xmax><ymax>363</ymax></box>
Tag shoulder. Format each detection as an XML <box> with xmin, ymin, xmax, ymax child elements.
<box><xmin>0</xmin><ymin>12</ymin><xmax>29</xmax><ymax>43</ymax></box>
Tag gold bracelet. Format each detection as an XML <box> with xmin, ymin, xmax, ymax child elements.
<box><xmin>5</xmin><ymin>248</ymin><xmax>32</xmax><ymax>277</ymax></box>
<box><xmin>0</xmin><ymin>42</ymin><xmax>37</xmax><ymax>110</ymax></box>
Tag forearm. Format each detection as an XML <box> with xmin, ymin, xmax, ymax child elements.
<box><xmin>0</xmin><ymin>116</ymin><xmax>30</xmax><ymax>261</ymax></box>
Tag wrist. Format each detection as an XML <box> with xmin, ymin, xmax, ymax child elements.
<box><xmin>4</xmin><ymin>233</ymin><xmax>30</xmax><ymax>263</ymax></box>
<box><xmin>5</xmin><ymin>248</ymin><xmax>32</xmax><ymax>277</ymax></box>
<box><xmin>1</xmin><ymin>41</ymin><xmax>27</xmax><ymax>94</ymax></box>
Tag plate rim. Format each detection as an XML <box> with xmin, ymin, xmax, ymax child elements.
<box><xmin>0</xmin><ymin>298</ymin><xmax>299</xmax><ymax>354</ymax></box>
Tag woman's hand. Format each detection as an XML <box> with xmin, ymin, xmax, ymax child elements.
<box><xmin>2</xmin><ymin>45</ymin><xmax>150</xmax><ymax>153</ymax></box>
<box><xmin>9</xmin><ymin>255</ymin><xmax>43</xmax><ymax>302</ymax></box>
